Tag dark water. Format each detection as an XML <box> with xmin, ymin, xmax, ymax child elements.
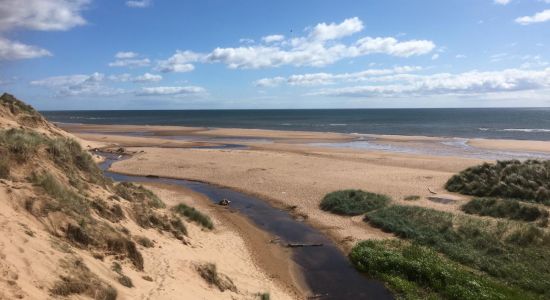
<box><xmin>98</xmin><ymin>153</ymin><xmax>392</xmax><ymax>299</ymax></box>
<box><xmin>43</xmin><ymin>108</ymin><xmax>550</xmax><ymax>141</ymax></box>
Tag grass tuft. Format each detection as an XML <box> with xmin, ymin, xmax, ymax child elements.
<box><xmin>196</xmin><ymin>263</ymin><xmax>237</xmax><ymax>292</ymax></box>
<box><xmin>446</xmin><ymin>160</ymin><xmax>550</xmax><ymax>204</ymax></box>
<box><xmin>462</xmin><ymin>197</ymin><xmax>549</xmax><ymax>223</ymax></box>
<box><xmin>320</xmin><ymin>189</ymin><xmax>390</xmax><ymax>215</ymax></box>
<box><xmin>403</xmin><ymin>195</ymin><xmax>420</xmax><ymax>201</ymax></box>
<box><xmin>173</xmin><ymin>203</ymin><xmax>214</xmax><ymax>230</ymax></box>
<box><xmin>115</xmin><ymin>182</ymin><xmax>165</xmax><ymax>208</ymax></box>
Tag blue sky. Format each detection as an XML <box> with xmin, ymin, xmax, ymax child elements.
<box><xmin>1</xmin><ymin>0</ymin><xmax>550</xmax><ymax>109</ymax></box>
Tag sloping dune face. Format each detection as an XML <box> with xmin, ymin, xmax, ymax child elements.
<box><xmin>0</xmin><ymin>93</ymin><xmax>294</xmax><ymax>300</ymax></box>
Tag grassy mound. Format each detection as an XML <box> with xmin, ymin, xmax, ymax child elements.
<box><xmin>364</xmin><ymin>205</ymin><xmax>550</xmax><ymax>296</ymax></box>
<box><xmin>446</xmin><ymin>160</ymin><xmax>550</xmax><ymax>204</ymax></box>
<box><xmin>320</xmin><ymin>189</ymin><xmax>390</xmax><ymax>215</ymax></box>
<box><xmin>174</xmin><ymin>203</ymin><xmax>214</xmax><ymax>230</ymax></box>
<box><xmin>462</xmin><ymin>198</ymin><xmax>549</xmax><ymax>223</ymax></box>
<box><xmin>350</xmin><ymin>240</ymin><xmax>526</xmax><ymax>300</ymax></box>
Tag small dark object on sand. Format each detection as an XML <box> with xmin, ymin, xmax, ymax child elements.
<box><xmin>218</xmin><ymin>198</ymin><xmax>231</xmax><ymax>206</ymax></box>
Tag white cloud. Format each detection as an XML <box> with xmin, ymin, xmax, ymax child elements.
<box><xmin>494</xmin><ymin>0</ymin><xmax>511</xmax><ymax>5</ymax></box>
<box><xmin>0</xmin><ymin>0</ymin><xmax>89</xmax><ymax>31</ymax></box>
<box><xmin>254</xmin><ymin>77</ymin><xmax>286</xmax><ymax>87</ymax></box>
<box><xmin>126</xmin><ymin>0</ymin><xmax>152</xmax><ymax>8</ymax></box>
<box><xmin>137</xmin><ymin>86</ymin><xmax>206</xmax><ymax>96</ymax></box>
<box><xmin>31</xmin><ymin>72</ymin><xmax>124</xmax><ymax>96</ymax></box>
<box><xmin>115</xmin><ymin>51</ymin><xmax>138</xmax><ymax>59</ymax></box>
<box><xmin>156</xmin><ymin>50</ymin><xmax>199</xmax><ymax>72</ymax></box>
<box><xmin>0</xmin><ymin>37</ymin><xmax>51</xmax><ymax>60</ymax></box>
<box><xmin>431</xmin><ymin>53</ymin><xmax>440</xmax><ymax>60</ymax></box>
<box><xmin>158</xmin><ymin>17</ymin><xmax>435</xmax><ymax>71</ymax></box>
<box><xmin>515</xmin><ymin>9</ymin><xmax>550</xmax><ymax>25</ymax></box>
<box><xmin>254</xmin><ymin>66</ymin><xmax>422</xmax><ymax>87</ymax></box>
<box><xmin>0</xmin><ymin>0</ymin><xmax>88</xmax><ymax>60</ymax></box>
<box><xmin>133</xmin><ymin>72</ymin><xmax>162</xmax><ymax>83</ymax></box>
<box><xmin>311</xmin><ymin>68</ymin><xmax>550</xmax><ymax>97</ymax></box>
<box><xmin>456</xmin><ymin>54</ymin><xmax>467</xmax><ymax>59</ymax></box>
<box><xmin>262</xmin><ymin>34</ymin><xmax>285</xmax><ymax>43</ymax></box>
<box><xmin>309</xmin><ymin>17</ymin><xmax>364</xmax><ymax>41</ymax></box>
<box><xmin>108</xmin><ymin>52</ymin><xmax>150</xmax><ymax>68</ymax></box>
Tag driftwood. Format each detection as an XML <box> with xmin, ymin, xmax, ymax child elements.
<box><xmin>427</xmin><ymin>187</ymin><xmax>437</xmax><ymax>194</ymax></box>
<box><xmin>286</xmin><ymin>243</ymin><xmax>323</xmax><ymax>248</ymax></box>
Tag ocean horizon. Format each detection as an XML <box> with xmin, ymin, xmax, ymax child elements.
<box><xmin>43</xmin><ymin>107</ymin><xmax>550</xmax><ymax>141</ymax></box>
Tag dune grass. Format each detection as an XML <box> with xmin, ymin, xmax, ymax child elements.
<box><xmin>462</xmin><ymin>197</ymin><xmax>549</xmax><ymax>223</ymax></box>
<box><xmin>114</xmin><ymin>182</ymin><xmax>165</xmax><ymax>208</ymax></box>
<box><xmin>173</xmin><ymin>203</ymin><xmax>214</xmax><ymax>230</ymax></box>
<box><xmin>350</xmin><ymin>239</ymin><xmax>528</xmax><ymax>300</ymax></box>
<box><xmin>363</xmin><ymin>205</ymin><xmax>550</xmax><ymax>296</ymax></box>
<box><xmin>320</xmin><ymin>189</ymin><xmax>390</xmax><ymax>215</ymax></box>
<box><xmin>446</xmin><ymin>160</ymin><xmax>550</xmax><ymax>204</ymax></box>
<box><xmin>196</xmin><ymin>263</ymin><xmax>237</xmax><ymax>292</ymax></box>
<box><xmin>30</xmin><ymin>172</ymin><xmax>89</xmax><ymax>216</ymax></box>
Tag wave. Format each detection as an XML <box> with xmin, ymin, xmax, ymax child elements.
<box><xmin>501</xmin><ymin>128</ymin><xmax>550</xmax><ymax>133</ymax></box>
<box><xmin>329</xmin><ymin>123</ymin><xmax>348</xmax><ymax>126</ymax></box>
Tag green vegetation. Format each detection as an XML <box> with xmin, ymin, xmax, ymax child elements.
<box><xmin>0</xmin><ymin>129</ymin><xmax>44</xmax><ymax>162</ymax></box>
<box><xmin>0</xmin><ymin>93</ymin><xmax>37</xmax><ymax>115</ymax></box>
<box><xmin>446</xmin><ymin>160</ymin><xmax>550</xmax><ymax>204</ymax></box>
<box><xmin>117</xmin><ymin>275</ymin><xmax>133</xmax><ymax>288</ymax></box>
<box><xmin>350</xmin><ymin>239</ymin><xmax>526</xmax><ymax>300</ymax></box>
<box><xmin>363</xmin><ymin>205</ymin><xmax>550</xmax><ymax>296</ymax></box>
<box><xmin>30</xmin><ymin>172</ymin><xmax>89</xmax><ymax>216</ymax></box>
<box><xmin>196</xmin><ymin>263</ymin><xmax>237</xmax><ymax>292</ymax></box>
<box><xmin>47</xmin><ymin>137</ymin><xmax>105</xmax><ymax>185</ymax></box>
<box><xmin>115</xmin><ymin>182</ymin><xmax>165</xmax><ymax>208</ymax></box>
<box><xmin>462</xmin><ymin>197</ymin><xmax>549</xmax><ymax>223</ymax></box>
<box><xmin>257</xmin><ymin>292</ymin><xmax>270</xmax><ymax>300</ymax></box>
<box><xmin>403</xmin><ymin>195</ymin><xmax>420</xmax><ymax>201</ymax></box>
<box><xmin>173</xmin><ymin>203</ymin><xmax>214</xmax><ymax>230</ymax></box>
<box><xmin>320</xmin><ymin>189</ymin><xmax>390</xmax><ymax>215</ymax></box>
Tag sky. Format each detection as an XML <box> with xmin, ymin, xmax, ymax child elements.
<box><xmin>0</xmin><ymin>0</ymin><xmax>550</xmax><ymax>110</ymax></box>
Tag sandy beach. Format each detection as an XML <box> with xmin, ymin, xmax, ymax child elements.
<box><xmin>59</xmin><ymin>123</ymin><xmax>550</xmax><ymax>251</ymax></box>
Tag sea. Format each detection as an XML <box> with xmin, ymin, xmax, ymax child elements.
<box><xmin>42</xmin><ymin>108</ymin><xmax>550</xmax><ymax>141</ymax></box>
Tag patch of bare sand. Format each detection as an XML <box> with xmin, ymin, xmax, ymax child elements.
<box><xmin>469</xmin><ymin>138</ymin><xmax>550</xmax><ymax>154</ymax></box>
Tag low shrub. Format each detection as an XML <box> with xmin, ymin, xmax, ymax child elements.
<box><xmin>365</xmin><ymin>205</ymin><xmax>550</xmax><ymax>296</ymax></box>
<box><xmin>462</xmin><ymin>198</ymin><xmax>549</xmax><ymax>223</ymax></box>
<box><xmin>173</xmin><ymin>203</ymin><xmax>214</xmax><ymax>230</ymax></box>
<box><xmin>350</xmin><ymin>239</ymin><xmax>528</xmax><ymax>300</ymax></box>
<box><xmin>196</xmin><ymin>263</ymin><xmax>237</xmax><ymax>292</ymax></box>
<box><xmin>320</xmin><ymin>189</ymin><xmax>390</xmax><ymax>215</ymax></box>
<box><xmin>446</xmin><ymin>160</ymin><xmax>550</xmax><ymax>204</ymax></box>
